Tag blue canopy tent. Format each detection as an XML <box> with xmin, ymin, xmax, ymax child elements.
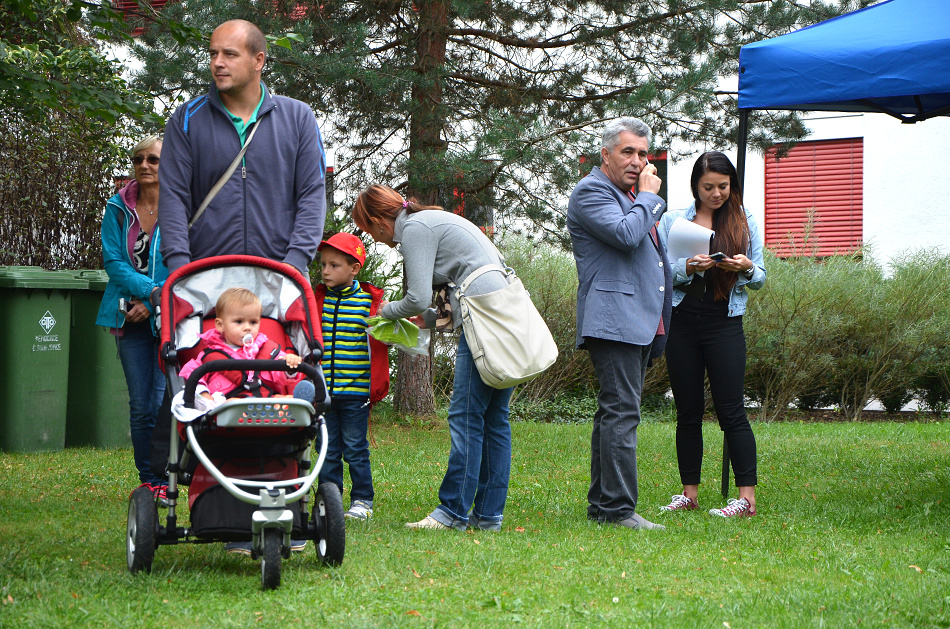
<box><xmin>720</xmin><ymin>0</ymin><xmax>950</xmax><ymax>496</ymax></box>
<box><xmin>735</xmin><ymin>0</ymin><xmax>950</xmax><ymax>185</ymax></box>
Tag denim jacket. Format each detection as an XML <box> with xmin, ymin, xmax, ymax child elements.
<box><xmin>657</xmin><ymin>203</ymin><xmax>766</xmax><ymax>317</ymax></box>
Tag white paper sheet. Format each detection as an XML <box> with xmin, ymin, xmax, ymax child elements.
<box><xmin>666</xmin><ymin>217</ymin><xmax>714</xmax><ymax>262</ymax></box>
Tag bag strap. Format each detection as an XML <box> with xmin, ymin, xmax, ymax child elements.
<box><xmin>188</xmin><ymin>119</ymin><xmax>261</xmax><ymax>230</ymax></box>
<box><xmin>456</xmin><ymin>264</ymin><xmax>511</xmax><ymax>296</ymax></box>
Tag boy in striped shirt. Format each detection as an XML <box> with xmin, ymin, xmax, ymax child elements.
<box><xmin>315</xmin><ymin>233</ymin><xmax>390</xmax><ymax>521</ymax></box>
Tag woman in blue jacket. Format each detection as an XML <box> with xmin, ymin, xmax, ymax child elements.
<box><xmin>657</xmin><ymin>151</ymin><xmax>766</xmax><ymax>518</ymax></box>
<box><xmin>96</xmin><ymin>135</ymin><xmax>169</xmax><ymax>500</ymax></box>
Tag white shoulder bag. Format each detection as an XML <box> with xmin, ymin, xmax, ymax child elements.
<box><xmin>455</xmin><ymin>265</ymin><xmax>558</xmax><ymax>389</ymax></box>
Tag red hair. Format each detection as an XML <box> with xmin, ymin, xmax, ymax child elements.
<box><xmin>351</xmin><ymin>184</ymin><xmax>442</xmax><ymax>234</ymax></box>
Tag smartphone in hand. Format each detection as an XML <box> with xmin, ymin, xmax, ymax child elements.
<box><xmin>709</xmin><ymin>252</ymin><xmax>727</xmax><ymax>261</ymax></box>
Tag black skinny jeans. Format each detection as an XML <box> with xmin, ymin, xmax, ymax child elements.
<box><xmin>665</xmin><ymin>308</ymin><xmax>758</xmax><ymax>487</ymax></box>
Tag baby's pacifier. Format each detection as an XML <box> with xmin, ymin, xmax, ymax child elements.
<box><xmin>242</xmin><ymin>333</ymin><xmax>254</xmax><ymax>348</ymax></box>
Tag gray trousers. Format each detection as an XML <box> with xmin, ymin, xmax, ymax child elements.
<box><xmin>585</xmin><ymin>337</ymin><xmax>651</xmax><ymax>522</ymax></box>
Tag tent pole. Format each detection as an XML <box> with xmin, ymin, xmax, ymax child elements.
<box><xmin>736</xmin><ymin>108</ymin><xmax>750</xmax><ymax>194</ymax></box>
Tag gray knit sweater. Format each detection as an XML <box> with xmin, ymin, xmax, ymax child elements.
<box><xmin>380</xmin><ymin>209</ymin><xmax>508</xmax><ymax>329</ymax></box>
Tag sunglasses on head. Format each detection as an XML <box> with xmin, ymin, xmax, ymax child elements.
<box><xmin>132</xmin><ymin>155</ymin><xmax>160</xmax><ymax>165</ymax></box>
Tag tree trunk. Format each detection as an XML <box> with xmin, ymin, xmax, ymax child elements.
<box><xmin>392</xmin><ymin>347</ymin><xmax>436</xmax><ymax>416</ymax></box>
<box><xmin>392</xmin><ymin>0</ymin><xmax>448</xmax><ymax>416</ymax></box>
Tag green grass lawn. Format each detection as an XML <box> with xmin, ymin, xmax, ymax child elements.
<box><xmin>1</xmin><ymin>417</ymin><xmax>948</xmax><ymax>628</ymax></box>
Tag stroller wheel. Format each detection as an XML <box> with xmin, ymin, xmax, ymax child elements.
<box><xmin>312</xmin><ymin>482</ymin><xmax>345</xmax><ymax>566</ymax></box>
<box><xmin>127</xmin><ymin>485</ymin><xmax>158</xmax><ymax>574</ymax></box>
<box><xmin>260</xmin><ymin>527</ymin><xmax>282</xmax><ymax>590</ymax></box>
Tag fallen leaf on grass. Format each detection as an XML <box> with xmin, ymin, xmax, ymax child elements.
<box><xmin>406</xmin><ymin>610</ymin><xmax>421</xmax><ymax>617</ymax></box>
<box><xmin>553</xmin><ymin>566</ymin><xmax>563</xmax><ymax>570</ymax></box>
<box><xmin>909</xmin><ymin>565</ymin><xmax>922</xmax><ymax>573</ymax></box>
<box><xmin>411</xmin><ymin>567</ymin><xmax>422</xmax><ymax>578</ymax></box>
<box><xmin>515</xmin><ymin>526</ymin><xmax>525</xmax><ymax>533</ymax></box>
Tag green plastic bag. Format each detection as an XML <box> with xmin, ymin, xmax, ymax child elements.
<box><xmin>367</xmin><ymin>316</ymin><xmax>430</xmax><ymax>355</ymax></box>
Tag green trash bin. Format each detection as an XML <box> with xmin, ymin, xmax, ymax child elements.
<box><xmin>0</xmin><ymin>268</ymin><xmax>87</xmax><ymax>452</ymax></box>
<box><xmin>66</xmin><ymin>270</ymin><xmax>132</xmax><ymax>448</ymax></box>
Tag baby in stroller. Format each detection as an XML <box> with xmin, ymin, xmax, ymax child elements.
<box><xmin>178</xmin><ymin>286</ymin><xmax>310</xmax><ymax>556</ymax></box>
<box><xmin>179</xmin><ymin>287</ymin><xmax>306</xmax><ymax>407</ymax></box>
<box><xmin>126</xmin><ymin>255</ymin><xmax>346</xmax><ymax>590</ymax></box>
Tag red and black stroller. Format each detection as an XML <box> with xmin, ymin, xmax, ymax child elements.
<box><xmin>126</xmin><ymin>255</ymin><xmax>345</xmax><ymax>589</ymax></box>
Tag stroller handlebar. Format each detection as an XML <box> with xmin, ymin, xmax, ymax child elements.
<box><xmin>183</xmin><ymin>360</ymin><xmax>324</xmax><ymax>408</ymax></box>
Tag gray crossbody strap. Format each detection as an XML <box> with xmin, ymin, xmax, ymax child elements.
<box><xmin>188</xmin><ymin>119</ymin><xmax>261</xmax><ymax>230</ymax></box>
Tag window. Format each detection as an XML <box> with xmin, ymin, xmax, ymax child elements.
<box><xmin>764</xmin><ymin>138</ymin><xmax>863</xmax><ymax>257</ymax></box>
<box><xmin>113</xmin><ymin>1</ymin><xmax>172</xmax><ymax>36</ymax></box>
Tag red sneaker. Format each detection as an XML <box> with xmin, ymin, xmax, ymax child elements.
<box><xmin>135</xmin><ymin>482</ymin><xmax>170</xmax><ymax>507</ymax></box>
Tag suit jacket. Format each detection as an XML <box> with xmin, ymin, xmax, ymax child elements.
<box><xmin>567</xmin><ymin>166</ymin><xmax>672</xmax><ymax>359</ymax></box>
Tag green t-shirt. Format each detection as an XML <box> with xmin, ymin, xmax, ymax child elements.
<box><xmin>223</xmin><ymin>83</ymin><xmax>266</xmax><ymax>144</ymax></box>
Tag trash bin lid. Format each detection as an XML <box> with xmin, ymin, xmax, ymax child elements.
<box><xmin>71</xmin><ymin>269</ymin><xmax>110</xmax><ymax>290</ymax></box>
<box><xmin>0</xmin><ymin>268</ymin><xmax>88</xmax><ymax>289</ymax></box>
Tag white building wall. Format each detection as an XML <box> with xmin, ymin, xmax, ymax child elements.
<box><xmin>665</xmin><ymin>113</ymin><xmax>950</xmax><ymax>268</ymax></box>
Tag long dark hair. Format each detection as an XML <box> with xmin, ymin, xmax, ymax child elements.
<box><xmin>690</xmin><ymin>151</ymin><xmax>750</xmax><ymax>301</ymax></box>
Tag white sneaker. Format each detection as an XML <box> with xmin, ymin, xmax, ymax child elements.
<box><xmin>344</xmin><ymin>500</ymin><xmax>373</xmax><ymax>521</ymax></box>
<box><xmin>405</xmin><ymin>515</ymin><xmax>450</xmax><ymax>530</ymax></box>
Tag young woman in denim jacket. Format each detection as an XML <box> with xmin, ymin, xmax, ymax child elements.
<box><xmin>656</xmin><ymin>151</ymin><xmax>766</xmax><ymax>518</ymax></box>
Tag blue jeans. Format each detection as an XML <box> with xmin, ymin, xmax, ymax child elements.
<box><xmin>319</xmin><ymin>397</ymin><xmax>374</xmax><ymax>503</ymax></box>
<box><xmin>116</xmin><ymin>320</ymin><xmax>165</xmax><ymax>485</ymax></box>
<box><xmin>430</xmin><ymin>333</ymin><xmax>513</xmax><ymax>530</ymax></box>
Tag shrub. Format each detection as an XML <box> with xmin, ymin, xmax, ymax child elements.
<box><xmin>745</xmin><ymin>247</ymin><xmax>950</xmax><ymax>420</ymax></box>
<box><xmin>496</xmin><ymin>235</ymin><xmax>598</xmax><ymax>403</ymax></box>
<box><xmin>0</xmin><ymin>109</ymin><xmax>130</xmax><ymax>268</ymax></box>
<box><xmin>427</xmin><ymin>235</ymin><xmax>950</xmax><ymax>422</ymax></box>
<box><xmin>743</xmin><ymin>251</ymin><xmax>839</xmax><ymax>420</ymax></box>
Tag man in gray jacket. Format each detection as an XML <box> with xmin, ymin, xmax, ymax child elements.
<box><xmin>158</xmin><ymin>19</ymin><xmax>326</xmax><ymax>274</ymax></box>
<box><xmin>567</xmin><ymin>117</ymin><xmax>672</xmax><ymax>530</ymax></box>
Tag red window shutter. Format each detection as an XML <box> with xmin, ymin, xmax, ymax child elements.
<box><xmin>764</xmin><ymin>138</ymin><xmax>863</xmax><ymax>257</ymax></box>
<box><xmin>115</xmin><ymin>0</ymin><xmax>172</xmax><ymax>36</ymax></box>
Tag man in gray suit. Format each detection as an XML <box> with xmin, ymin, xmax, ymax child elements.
<box><xmin>568</xmin><ymin>117</ymin><xmax>672</xmax><ymax>530</ymax></box>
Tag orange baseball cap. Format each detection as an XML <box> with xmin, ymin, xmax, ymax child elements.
<box><xmin>318</xmin><ymin>232</ymin><xmax>367</xmax><ymax>265</ymax></box>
